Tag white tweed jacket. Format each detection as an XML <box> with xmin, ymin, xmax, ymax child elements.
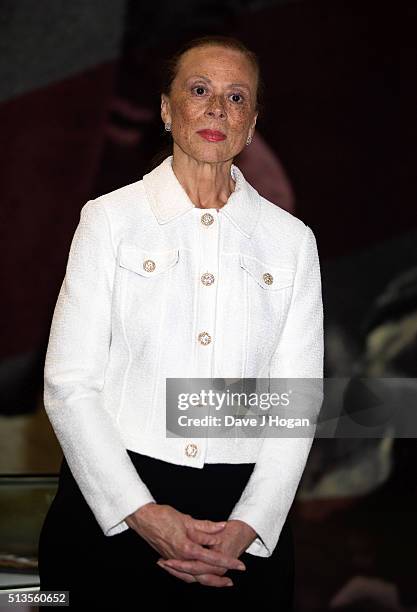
<box><xmin>43</xmin><ymin>154</ymin><xmax>324</xmax><ymax>558</ymax></box>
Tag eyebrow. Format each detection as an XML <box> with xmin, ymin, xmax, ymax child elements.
<box><xmin>186</xmin><ymin>74</ymin><xmax>251</xmax><ymax>92</ymax></box>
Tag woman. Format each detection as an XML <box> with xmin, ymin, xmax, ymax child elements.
<box><xmin>38</xmin><ymin>34</ymin><xmax>323</xmax><ymax>608</ymax></box>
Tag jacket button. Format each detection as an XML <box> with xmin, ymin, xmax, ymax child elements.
<box><xmin>198</xmin><ymin>331</ymin><xmax>212</xmax><ymax>345</ymax></box>
<box><xmin>201</xmin><ymin>212</ymin><xmax>214</xmax><ymax>226</ymax></box>
<box><xmin>263</xmin><ymin>272</ymin><xmax>273</xmax><ymax>285</ymax></box>
<box><xmin>185</xmin><ymin>442</ymin><xmax>198</xmax><ymax>458</ymax></box>
<box><xmin>201</xmin><ymin>272</ymin><xmax>215</xmax><ymax>286</ymax></box>
<box><xmin>143</xmin><ymin>259</ymin><xmax>156</xmax><ymax>272</ymax></box>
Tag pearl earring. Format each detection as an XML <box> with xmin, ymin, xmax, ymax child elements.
<box><xmin>164</xmin><ymin>122</ymin><xmax>172</xmax><ymax>132</ymax></box>
<box><xmin>246</xmin><ymin>135</ymin><xmax>252</xmax><ymax>146</ymax></box>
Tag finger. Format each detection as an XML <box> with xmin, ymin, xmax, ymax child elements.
<box><xmin>195</xmin><ymin>573</ymin><xmax>234</xmax><ymax>588</ymax></box>
<box><xmin>163</xmin><ymin>558</ymin><xmax>226</xmax><ymax>576</ymax></box>
<box><xmin>186</xmin><ymin>526</ymin><xmax>222</xmax><ymax>547</ymax></box>
<box><xmin>156</xmin><ymin>561</ymin><xmax>196</xmax><ymax>584</ymax></box>
<box><xmin>184</xmin><ymin>541</ymin><xmax>246</xmax><ymax>571</ymax></box>
<box><xmin>161</xmin><ymin>562</ymin><xmax>232</xmax><ymax>588</ymax></box>
<box><xmin>192</xmin><ymin>519</ymin><xmax>227</xmax><ymax>532</ymax></box>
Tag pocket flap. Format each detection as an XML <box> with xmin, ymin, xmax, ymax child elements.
<box><xmin>118</xmin><ymin>243</ymin><xmax>179</xmax><ymax>277</ymax></box>
<box><xmin>240</xmin><ymin>254</ymin><xmax>294</xmax><ymax>290</ymax></box>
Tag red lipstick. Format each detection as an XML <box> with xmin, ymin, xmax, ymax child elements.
<box><xmin>197</xmin><ymin>129</ymin><xmax>226</xmax><ymax>142</ymax></box>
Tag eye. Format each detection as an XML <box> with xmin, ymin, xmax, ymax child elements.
<box><xmin>192</xmin><ymin>85</ymin><xmax>207</xmax><ymax>96</ymax></box>
<box><xmin>191</xmin><ymin>85</ymin><xmax>245</xmax><ymax>104</ymax></box>
<box><xmin>229</xmin><ymin>93</ymin><xmax>244</xmax><ymax>104</ymax></box>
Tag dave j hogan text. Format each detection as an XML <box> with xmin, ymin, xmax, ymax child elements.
<box><xmin>177</xmin><ymin>414</ymin><xmax>311</xmax><ymax>429</ymax></box>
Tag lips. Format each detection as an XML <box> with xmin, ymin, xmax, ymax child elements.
<box><xmin>197</xmin><ymin>129</ymin><xmax>226</xmax><ymax>142</ymax></box>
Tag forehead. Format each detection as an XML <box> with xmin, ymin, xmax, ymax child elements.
<box><xmin>176</xmin><ymin>45</ymin><xmax>257</xmax><ymax>85</ymax></box>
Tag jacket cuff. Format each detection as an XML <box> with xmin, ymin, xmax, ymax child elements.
<box><xmin>96</xmin><ymin>489</ymin><xmax>156</xmax><ymax>536</ymax></box>
<box><xmin>103</xmin><ymin>498</ymin><xmax>157</xmax><ymax>537</ymax></box>
<box><xmin>227</xmin><ymin>508</ymin><xmax>280</xmax><ymax>558</ymax></box>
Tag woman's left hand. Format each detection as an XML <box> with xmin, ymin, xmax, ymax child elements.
<box><xmin>156</xmin><ymin>519</ymin><xmax>257</xmax><ymax>586</ymax></box>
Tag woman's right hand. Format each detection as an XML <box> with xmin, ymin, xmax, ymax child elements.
<box><xmin>125</xmin><ymin>502</ymin><xmax>246</xmax><ymax>584</ymax></box>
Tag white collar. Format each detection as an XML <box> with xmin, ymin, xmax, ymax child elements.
<box><xmin>142</xmin><ymin>155</ymin><xmax>261</xmax><ymax>238</ymax></box>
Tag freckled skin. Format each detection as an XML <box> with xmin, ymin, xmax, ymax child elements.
<box><xmin>160</xmin><ymin>45</ymin><xmax>259</xmax><ymax>208</ymax></box>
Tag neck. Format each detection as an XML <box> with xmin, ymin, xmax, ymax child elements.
<box><xmin>171</xmin><ymin>147</ymin><xmax>236</xmax><ymax>209</ymax></box>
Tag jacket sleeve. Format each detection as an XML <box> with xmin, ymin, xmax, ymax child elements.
<box><xmin>43</xmin><ymin>199</ymin><xmax>156</xmax><ymax>537</ymax></box>
<box><xmin>227</xmin><ymin>224</ymin><xmax>324</xmax><ymax>557</ymax></box>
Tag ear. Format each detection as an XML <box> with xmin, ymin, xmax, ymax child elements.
<box><xmin>161</xmin><ymin>94</ymin><xmax>171</xmax><ymax>125</ymax></box>
<box><xmin>251</xmin><ymin>112</ymin><xmax>258</xmax><ymax>132</ymax></box>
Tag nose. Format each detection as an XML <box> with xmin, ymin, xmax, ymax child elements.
<box><xmin>205</xmin><ymin>96</ymin><xmax>226</xmax><ymax>120</ymax></box>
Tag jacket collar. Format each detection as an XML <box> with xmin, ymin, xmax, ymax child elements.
<box><xmin>142</xmin><ymin>155</ymin><xmax>260</xmax><ymax>238</ymax></box>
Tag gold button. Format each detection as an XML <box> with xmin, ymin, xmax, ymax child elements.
<box><xmin>143</xmin><ymin>259</ymin><xmax>156</xmax><ymax>272</ymax></box>
<box><xmin>263</xmin><ymin>272</ymin><xmax>273</xmax><ymax>285</ymax></box>
<box><xmin>201</xmin><ymin>213</ymin><xmax>214</xmax><ymax>226</ymax></box>
<box><xmin>185</xmin><ymin>442</ymin><xmax>198</xmax><ymax>458</ymax></box>
<box><xmin>198</xmin><ymin>331</ymin><xmax>212</xmax><ymax>345</ymax></box>
<box><xmin>201</xmin><ymin>272</ymin><xmax>215</xmax><ymax>286</ymax></box>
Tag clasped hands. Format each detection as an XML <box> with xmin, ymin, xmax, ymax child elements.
<box><xmin>125</xmin><ymin>502</ymin><xmax>257</xmax><ymax>588</ymax></box>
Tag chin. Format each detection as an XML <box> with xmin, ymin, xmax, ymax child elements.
<box><xmin>190</xmin><ymin>146</ymin><xmax>231</xmax><ymax>164</ymax></box>
<box><xmin>176</xmin><ymin>140</ymin><xmax>234</xmax><ymax>164</ymax></box>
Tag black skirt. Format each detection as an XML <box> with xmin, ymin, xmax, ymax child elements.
<box><xmin>38</xmin><ymin>450</ymin><xmax>294</xmax><ymax>609</ymax></box>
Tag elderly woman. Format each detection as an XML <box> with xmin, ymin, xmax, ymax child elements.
<box><xmin>38</xmin><ymin>35</ymin><xmax>323</xmax><ymax>609</ymax></box>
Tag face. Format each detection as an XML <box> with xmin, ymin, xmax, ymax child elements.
<box><xmin>161</xmin><ymin>45</ymin><xmax>258</xmax><ymax>163</ymax></box>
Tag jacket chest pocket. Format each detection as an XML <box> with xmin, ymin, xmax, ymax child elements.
<box><xmin>240</xmin><ymin>254</ymin><xmax>294</xmax><ymax>292</ymax></box>
<box><xmin>239</xmin><ymin>254</ymin><xmax>295</xmax><ymax>358</ymax></box>
<box><xmin>118</xmin><ymin>244</ymin><xmax>179</xmax><ymax>278</ymax></box>
<box><xmin>117</xmin><ymin>243</ymin><xmax>180</xmax><ymax>340</ymax></box>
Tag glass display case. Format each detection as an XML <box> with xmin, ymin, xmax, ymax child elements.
<box><xmin>0</xmin><ymin>474</ymin><xmax>58</xmax><ymax>593</ymax></box>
